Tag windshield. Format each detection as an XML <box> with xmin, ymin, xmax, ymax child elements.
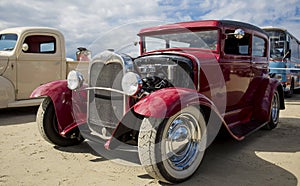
<box><xmin>142</xmin><ymin>30</ymin><xmax>219</xmax><ymax>53</ymax></box>
<box><xmin>265</xmin><ymin>30</ymin><xmax>286</xmax><ymax>59</ymax></box>
<box><xmin>0</xmin><ymin>34</ymin><xmax>18</xmax><ymax>51</ymax></box>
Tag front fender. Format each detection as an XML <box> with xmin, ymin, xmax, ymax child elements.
<box><xmin>31</xmin><ymin>80</ymin><xmax>87</xmax><ymax>136</ymax></box>
<box><xmin>31</xmin><ymin>80</ymin><xmax>69</xmax><ymax>101</ymax></box>
<box><xmin>107</xmin><ymin>87</ymin><xmax>228</xmax><ymax>150</ymax></box>
<box><xmin>133</xmin><ymin>87</ymin><xmax>216</xmax><ymax>118</ymax></box>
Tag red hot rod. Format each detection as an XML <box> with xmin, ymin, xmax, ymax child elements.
<box><xmin>31</xmin><ymin>20</ymin><xmax>285</xmax><ymax>183</ymax></box>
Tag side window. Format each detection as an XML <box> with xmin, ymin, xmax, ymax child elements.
<box><xmin>23</xmin><ymin>35</ymin><xmax>56</xmax><ymax>54</ymax></box>
<box><xmin>252</xmin><ymin>36</ymin><xmax>266</xmax><ymax>57</ymax></box>
<box><xmin>290</xmin><ymin>36</ymin><xmax>299</xmax><ymax>59</ymax></box>
<box><xmin>40</xmin><ymin>42</ymin><xmax>55</xmax><ymax>53</ymax></box>
<box><xmin>224</xmin><ymin>30</ymin><xmax>250</xmax><ymax>55</ymax></box>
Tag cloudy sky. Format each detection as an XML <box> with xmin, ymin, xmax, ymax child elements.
<box><xmin>0</xmin><ymin>0</ymin><xmax>299</xmax><ymax>58</ymax></box>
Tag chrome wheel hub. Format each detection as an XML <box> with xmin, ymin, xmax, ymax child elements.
<box><xmin>166</xmin><ymin>113</ymin><xmax>201</xmax><ymax>170</ymax></box>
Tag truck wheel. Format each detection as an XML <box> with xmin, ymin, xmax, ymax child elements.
<box><xmin>138</xmin><ymin>106</ymin><xmax>207</xmax><ymax>183</ymax></box>
<box><xmin>37</xmin><ymin>97</ymin><xmax>84</xmax><ymax>146</ymax></box>
<box><xmin>264</xmin><ymin>90</ymin><xmax>280</xmax><ymax>130</ymax></box>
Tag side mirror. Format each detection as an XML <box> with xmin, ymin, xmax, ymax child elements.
<box><xmin>226</xmin><ymin>29</ymin><xmax>245</xmax><ymax>39</ymax></box>
<box><xmin>233</xmin><ymin>29</ymin><xmax>245</xmax><ymax>39</ymax></box>
<box><xmin>22</xmin><ymin>43</ymin><xmax>29</xmax><ymax>52</ymax></box>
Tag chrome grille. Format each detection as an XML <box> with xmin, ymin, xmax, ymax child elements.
<box><xmin>88</xmin><ymin>62</ymin><xmax>124</xmax><ymax>130</ymax></box>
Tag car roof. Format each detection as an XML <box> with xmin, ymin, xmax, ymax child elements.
<box><xmin>138</xmin><ymin>20</ymin><xmax>266</xmax><ymax>36</ymax></box>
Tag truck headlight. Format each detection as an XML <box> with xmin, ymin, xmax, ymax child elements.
<box><xmin>67</xmin><ymin>70</ymin><xmax>84</xmax><ymax>90</ymax></box>
<box><xmin>274</xmin><ymin>74</ymin><xmax>282</xmax><ymax>82</ymax></box>
<box><xmin>121</xmin><ymin>72</ymin><xmax>142</xmax><ymax>96</ymax></box>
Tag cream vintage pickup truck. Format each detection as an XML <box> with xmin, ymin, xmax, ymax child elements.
<box><xmin>0</xmin><ymin>27</ymin><xmax>89</xmax><ymax>108</ymax></box>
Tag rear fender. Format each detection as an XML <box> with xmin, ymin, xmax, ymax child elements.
<box><xmin>252</xmin><ymin>78</ymin><xmax>285</xmax><ymax>122</ymax></box>
<box><xmin>30</xmin><ymin>80</ymin><xmax>87</xmax><ymax>136</ymax></box>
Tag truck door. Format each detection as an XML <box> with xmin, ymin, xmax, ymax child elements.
<box><xmin>16</xmin><ymin>34</ymin><xmax>63</xmax><ymax>99</ymax></box>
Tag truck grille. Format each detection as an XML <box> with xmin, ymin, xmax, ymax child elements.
<box><xmin>88</xmin><ymin>62</ymin><xmax>124</xmax><ymax>133</ymax></box>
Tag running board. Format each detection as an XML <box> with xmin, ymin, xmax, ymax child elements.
<box><xmin>7</xmin><ymin>98</ymin><xmax>44</xmax><ymax>108</ymax></box>
<box><xmin>229</xmin><ymin>120</ymin><xmax>267</xmax><ymax>139</ymax></box>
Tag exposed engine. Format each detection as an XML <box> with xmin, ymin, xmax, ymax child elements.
<box><xmin>140</xmin><ymin>75</ymin><xmax>173</xmax><ymax>94</ymax></box>
<box><xmin>133</xmin><ymin>55</ymin><xmax>195</xmax><ymax>98</ymax></box>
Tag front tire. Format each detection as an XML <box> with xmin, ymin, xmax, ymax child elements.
<box><xmin>138</xmin><ymin>106</ymin><xmax>207</xmax><ymax>183</ymax></box>
<box><xmin>37</xmin><ymin>97</ymin><xmax>84</xmax><ymax>146</ymax></box>
<box><xmin>264</xmin><ymin>90</ymin><xmax>280</xmax><ymax>130</ymax></box>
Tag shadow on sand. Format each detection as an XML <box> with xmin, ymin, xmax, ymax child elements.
<box><xmin>54</xmin><ymin>117</ymin><xmax>300</xmax><ymax>185</ymax></box>
<box><xmin>0</xmin><ymin>106</ymin><xmax>38</xmax><ymax>126</ymax></box>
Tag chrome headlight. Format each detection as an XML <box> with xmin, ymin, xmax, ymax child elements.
<box><xmin>67</xmin><ymin>70</ymin><xmax>84</xmax><ymax>90</ymax></box>
<box><xmin>121</xmin><ymin>72</ymin><xmax>142</xmax><ymax>96</ymax></box>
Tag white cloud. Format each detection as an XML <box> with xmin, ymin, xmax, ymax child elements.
<box><xmin>0</xmin><ymin>0</ymin><xmax>166</xmax><ymax>58</ymax></box>
<box><xmin>0</xmin><ymin>0</ymin><xmax>299</xmax><ymax>58</ymax></box>
<box><xmin>197</xmin><ymin>0</ymin><xmax>300</xmax><ymax>30</ymax></box>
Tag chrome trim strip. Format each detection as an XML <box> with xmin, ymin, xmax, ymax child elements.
<box><xmin>269</xmin><ymin>67</ymin><xmax>300</xmax><ymax>71</ymax></box>
<box><xmin>86</xmin><ymin>87</ymin><xmax>126</xmax><ymax>95</ymax></box>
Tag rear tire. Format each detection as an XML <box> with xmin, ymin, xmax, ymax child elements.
<box><xmin>138</xmin><ymin>106</ymin><xmax>207</xmax><ymax>183</ymax></box>
<box><xmin>37</xmin><ymin>97</ymin><xmax>84</xmax><ymax>146</ymax></box>
<box><xmin>264</xmin><ymin>90</ymin><xmax>280</xmax><ymax>130</ymax></box>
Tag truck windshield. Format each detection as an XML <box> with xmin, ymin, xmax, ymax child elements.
<box><xmin>142</xmin><ymin>30</ymin><xmax>218</xmax><ymax>53</ymax></box>
<box><xmin>0</xmin><ymin>34</ymin><xmax>18</xmax><ymax>51</ymax></box>
<box><xmin>265</xmin><ymin>30</ymin><xmax>286</xmax><ymax>60</ymax></box>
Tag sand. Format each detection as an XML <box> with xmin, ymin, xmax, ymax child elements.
<box><xmin>0</xmin><ymin>95</ymin><xmax>299</xmax><ymax>186</ymax></box>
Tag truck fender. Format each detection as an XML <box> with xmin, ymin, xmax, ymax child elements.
<box><xmin>0</xmin><ymin>76</ymin><xmax>15</xmax><ymax>108</ymax></box>
<box><xmin>30</xmin><ymin>80</ymin><xmax>87</xmax><ymax>136</ymax></box>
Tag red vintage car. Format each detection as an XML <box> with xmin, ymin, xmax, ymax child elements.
<box><xmin>31</xmin><ymin>20</ymin><xmax>285</xmax><ymax>183</ymax></box>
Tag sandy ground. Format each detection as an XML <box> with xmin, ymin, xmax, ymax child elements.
<box><xmin>0</xmin><ymin>95</ymin><xmax>300</xmax><ymax>186</ymax></box>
